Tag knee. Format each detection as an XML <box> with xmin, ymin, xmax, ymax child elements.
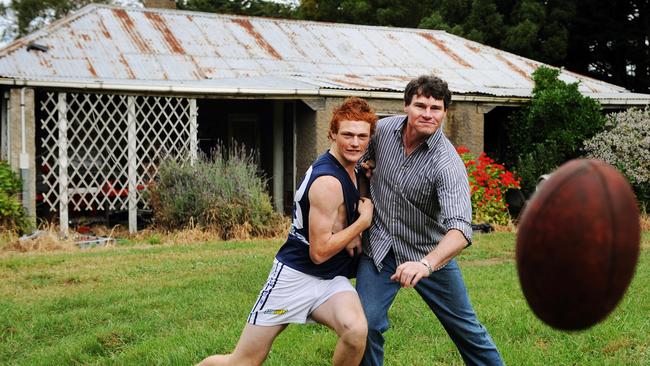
<box><xmin>340</xmin><ymin>318</ymin><xmax>368</xmax><ymax>351</ymax></box>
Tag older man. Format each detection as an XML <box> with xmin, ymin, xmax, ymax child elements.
<box><xmin>357</xmin><ymin>76</ymin><xmax>504</xmax><ymax>366</ymax></box>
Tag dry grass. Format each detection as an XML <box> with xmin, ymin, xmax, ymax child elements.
<box><xmin>0</xmin><ymin>222</ymin><xmax>79</xmax><ymax>253</ymax></box>
<box><xmin>640</xmin><ymin>213</ymin><xmax>650</xmax><ymax>231</ymax></box>
<box><xmin>1</xmin><ymin>216</ymin><xmax>291</xmax><ymax>254</ymax></box>
<box><xmin>1</xmin><ymin>213</ymin><xmax>645</xmax><ymax>254</ymax></box>
<box><xmin>492</xmin><ymin>221</ymin><xmax>517</xmax><ymax>233</ymax></box>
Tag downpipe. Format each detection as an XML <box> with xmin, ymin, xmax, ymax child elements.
<box><xmin>19</xmin><ymin>87</ymin><xmax>31</xmax><ymax>218</ymax></box>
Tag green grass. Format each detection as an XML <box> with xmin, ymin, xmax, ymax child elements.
<box><xmin>0</xmin><ymin>233</ymin><xmax>648</xmax><ymax>365</ymax></box>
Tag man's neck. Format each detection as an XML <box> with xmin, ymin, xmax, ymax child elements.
<box><xmin>402</xmin><ymin>125</ymin><xmax>428</xmax><ymax>156</ymax></box>
<box><xmin>329</xmin><ymin>148</ymin><xmax>356</xmax><ymax>180</ymax></box>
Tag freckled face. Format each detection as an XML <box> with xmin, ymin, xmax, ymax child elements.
<box><xmin>330</xmin><ymin>120</ymin><xmax>371</xmax><ymax>165</ymax></box>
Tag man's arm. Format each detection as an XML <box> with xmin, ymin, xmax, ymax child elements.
<box><xmin>390</xmin><ymin>229</ymin><xmax>466</xmax><ymax>287</ymax></box>
<box><xmin>308</xmin><ymin>175</ymin><xmax>373</xmax><ymax>264</ymax></box>
<box><xmin>391</xmin><ymin>159</ymin><xmax>472</xmax><ymax>287</ymax></box>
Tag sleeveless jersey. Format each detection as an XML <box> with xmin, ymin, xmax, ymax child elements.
<box><xmin>275</xmin><ymin>151</ymin><xmax>360</xmax><ymax>279</ymax></box>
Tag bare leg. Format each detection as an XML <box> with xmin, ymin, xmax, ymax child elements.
<box><xmin>197</xmin><ymin>323</ymin><xmax>287</xmax><ymax>366</ymax></box>
<box><xmin>310</xmin><ymin>291</ymin><xmax>367</xmax><ymax>366</ymax></box>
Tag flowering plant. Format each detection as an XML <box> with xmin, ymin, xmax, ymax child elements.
<box><xmin>583</xmin><ymin>107</ymin><xmax>650</xmax><ymax>205</ymax></box>
<box><xmin>456</xmin><ymin>146</ymin><xmax>521</xmax><ymax>225</ymax></box>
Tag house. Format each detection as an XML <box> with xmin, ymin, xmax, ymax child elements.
<box><xmin>0</xmin><ymin>4</ymin><xmax>648</xmax><ymax>234</ymax></box>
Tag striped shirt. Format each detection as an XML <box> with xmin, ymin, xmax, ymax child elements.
<box><xmin>364</xmin><ymin>115</ymin><xmax>473</xmax><ymax>271</ymax></box>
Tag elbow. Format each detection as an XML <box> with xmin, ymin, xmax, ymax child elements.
<box><xmin>309</xmin><ymin>247</ymin><xmax>327</xmax><ymax>264</ymax></box>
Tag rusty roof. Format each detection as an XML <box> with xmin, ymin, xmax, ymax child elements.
<box><xmin>0</xmin><ymin>4</ymin><xmax>648</xmax><ymax>105</ymax></box>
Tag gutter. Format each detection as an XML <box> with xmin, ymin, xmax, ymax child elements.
<box><xmin>0</xmin><ymin>78</ymin><xmax>647</xmax><ymax>106</ymax></box>
<box><xmin>0</xmin><ymin>77</ymin><xmax>532</xmax><ymax>105</ymax></box>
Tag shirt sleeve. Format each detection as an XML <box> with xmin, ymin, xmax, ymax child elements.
<box><xmin>436</xmin><ymin>158</ymin><xmax>473</xmax><ymax>246</ymax></box>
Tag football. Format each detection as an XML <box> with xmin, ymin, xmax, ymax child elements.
<box><xmin>516</xmin><ymin>159</ymin><xmax>640</xmax><ymax>330</ymax></box>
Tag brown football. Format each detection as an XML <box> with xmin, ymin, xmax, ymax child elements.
<box><xmin>516</xmin><ymin>159</ymin><xmax>640</xmax><ymax>330</ymax></box>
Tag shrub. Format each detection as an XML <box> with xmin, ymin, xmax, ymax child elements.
<box><xmin>506</xmin><ymin>66</ymin><xmax>606</xmax><ymax>194</ymax></box>
<box><xmin>583</xmin><ymin>107</ymin><xmax>650</xmax><ymax>206</ymax></box>
<box><xmin>0</xmin><ymin>160</ymin><xmax>30</xmax><ymax>233</ymax></box>
<box><xmin>512</xmin><ymin>142</ymin><xmax>562</xmax><ymax>197</ymax></box>
<box><xmin>456</xmin><ymin>146</ymin><xmax>521</xmax><ymax>225</ymax></box>
<box><xmin>147</xmin><ymin>145</ymin><xmax>284</xmax><ymax>239</ymax></box>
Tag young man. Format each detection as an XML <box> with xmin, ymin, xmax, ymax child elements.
<box><xmin>198</xmin><ymin>97</ymin><xmax>378</xmax><ymax>366</ymax></box>
<box><xmin>357</xmin><ymin>76</ymin><xmax>504</xmax><ymax>365</ymax></box>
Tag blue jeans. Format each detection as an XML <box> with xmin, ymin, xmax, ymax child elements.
<box><xmin>356</xmin><ymin>251</ymin><xmax>504</xmax><ymax>366</ymax></box>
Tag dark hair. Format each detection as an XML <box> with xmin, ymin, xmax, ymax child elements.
<box><xmin>329</xmin><ymin>97</ymin><xmax>378</xmax><ymax>137</ymax></box>
<box><xmin>404</xmin><ymin>75</ymin><xmax>452</xmax><ymax>109</ymax></box>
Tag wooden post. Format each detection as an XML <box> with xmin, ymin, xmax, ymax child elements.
<box><xmin>57</xmin><ymin>93</ymin><xmax>69</xmax><ymax>237</ymax></box>
<box><xmin>273</xmin><ymin>101</ymin><xmax>284</xmax><ymax>212</ymax></box>
<box><xmin>190</xmin><ymin>99</ymin><xmax>198</xmax><ymax>165</ymax></box>
<box><xmin>127</xmin><ymin>96</ymin><xmax>137</xmax><ymax>233</ymax></box>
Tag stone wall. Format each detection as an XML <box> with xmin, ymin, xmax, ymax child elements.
<box><xmin>303</xmin><ymin>97</ymin><xmax>487</xmax><ymax>162</ymax></box>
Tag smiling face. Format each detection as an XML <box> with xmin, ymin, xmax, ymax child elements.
<box><xmin>329</xmin><ymin>120</ymin><xmax>371</xmax><ymax>167</ymax></box>
<box><xmin>404</xmin><ymin>93</ymin><xmax>447</xmax><ymax>141</ymax></box>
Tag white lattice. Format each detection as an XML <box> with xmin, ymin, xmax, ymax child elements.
<box><xmin>39</xmin><ymin>92</ymin><xmax>197</xmax><ymax>231</ymax></box>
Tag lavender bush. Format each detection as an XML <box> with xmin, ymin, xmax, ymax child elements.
<box><xmin>148</xmin><ymin>144</ymin><xmax>283</xmax><ymax>239</ymax></box>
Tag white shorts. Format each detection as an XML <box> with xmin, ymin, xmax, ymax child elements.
<box><xmin>247</xmin><ymin>259</ymin><xmax>356</xmax><ymax>326</ymax></box>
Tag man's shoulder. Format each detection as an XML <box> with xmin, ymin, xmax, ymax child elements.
<box><xmin>377</xmin><ymin>115</ymin><xmax>406</xmax><ymax>130</ymax></box>
<box><xmin>308</xmin><ymin>175</ymin><xmax>344</xmax><ymax>210</ymax></box>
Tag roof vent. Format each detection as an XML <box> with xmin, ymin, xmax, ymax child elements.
<box><xmin>26</xmin><ymin>42</ymin><xmax>49</xmax><ymax>52</ymax></box>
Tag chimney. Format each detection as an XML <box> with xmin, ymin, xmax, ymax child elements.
<box><xmin>143</xmin><ymin>0</ymin><xmax>176</xmax><ymax>9</ymax></box>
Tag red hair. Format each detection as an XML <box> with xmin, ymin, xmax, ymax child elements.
<box><xmin>329</xmin><ymin>97</ymin><xmax>378</xmax><ymax>138</ymax></box>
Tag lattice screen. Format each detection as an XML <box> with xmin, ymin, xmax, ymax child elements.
<box><xmin>39</xmin><ymin>91</ymin><xmax>197</xmax><ymax>232</ymax></box>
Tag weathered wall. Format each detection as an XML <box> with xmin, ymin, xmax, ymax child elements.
<box><xmin>291</xmin><ymin>96</ymin><xmax>487</xmax><ymax>193</ymax></box>
<box><xmin>445</xmin><ymin>102</ymin><xmax>486</xmax><ymax>153</ymax></box>
<box><xmin>8</xmin><ymin>88</ymin><xmax>36</xmax><ymax>221</ymax></box>
<box><xmin>311</xmin><ymin>97</ymin><xmax>486</xmax><ymax>155</ymax></box>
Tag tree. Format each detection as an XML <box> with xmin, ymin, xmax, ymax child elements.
<box><xmin>565</xmin><ymin>0</ymin><xmax>650</xmax><ymax>93</ymax></box>
<box><xmin>506</xmin><ymin>66</ymin><xmax>606</xmax><ymax>194</ymax></box>
<box><xmin>1</xmin><ymin>0</ymin><xmax>143</xmax><ymax>42</ymax></box>
<box><xmin>178</xmin><ymin>0</ymin><xmax>296</xmax><ymax>18</ymax></box>
<box><xmin>295</xmin><ymin>0</ymin><xmax>436</xmax><ymax>28</ymax></box>
<box><xmin>7</xmin><ymin>0</ymin><xmax>104</xmax><ymax>37</ymax></box>
<box><xmin>417</xmin><ymin>0</ymin><xmax>649</xmax><ymax>93</ymax></box>
<box><xmin>418</xmin><ymin>0</ymin><xmax>574</xmax><ymax>66</ymax></box>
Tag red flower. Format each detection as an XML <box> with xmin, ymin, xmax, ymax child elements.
<box><xmin>456</xmin><ymin>146</ymin><xmax>521</xmax><ymax>224</ymax></box>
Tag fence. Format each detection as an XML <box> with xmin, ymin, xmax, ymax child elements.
<box><xmin>39</xmin><ymin>92</ymin><xmax>197</xmax><ymax>234</ymax></box>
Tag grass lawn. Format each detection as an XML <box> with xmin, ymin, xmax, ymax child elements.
<box><xmin>1</xmin><ymin>232</ymin><xmax>648</xmax><ymax>365</ymax></box>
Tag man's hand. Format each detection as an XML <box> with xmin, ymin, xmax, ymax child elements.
<box><xmin>345</xmin><ymin>235</ymin><xmax>362</xmax><ymax>257</ymax></box>
<box><xmin>361</xmin><ymin>159</ymin><xmax>376</xmax><ymax>178</ymax></box>
<box><xmin>357</xmin><ymin>197</ymin><xmax>374</xmax><ymax>228</ymax></box>
<box><xmin>344</xmin><ymin>198</ymin><xmax>372</xmax><ymax>257</ymax></box>
<box><xmin>390</xmin><ymin>261</ymin><xmax>429</xmax><ymax>288</ymax></box>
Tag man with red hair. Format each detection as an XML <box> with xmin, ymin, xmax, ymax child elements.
<box><xmin>198</xmin><ymin>97</ymin><xmax>378</xmax><ymax>366</ymax></box>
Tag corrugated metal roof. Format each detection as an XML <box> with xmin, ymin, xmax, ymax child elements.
<box><xmin>0</xmin><ymin>4</ymin><xmax>648</xmax><ymax>105</ymax></box>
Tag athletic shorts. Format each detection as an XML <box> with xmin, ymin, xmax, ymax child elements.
<box><xmin>247</xmin><ymin>259</ymin><xmax>356</xmax><ymax>326</ymax></box>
